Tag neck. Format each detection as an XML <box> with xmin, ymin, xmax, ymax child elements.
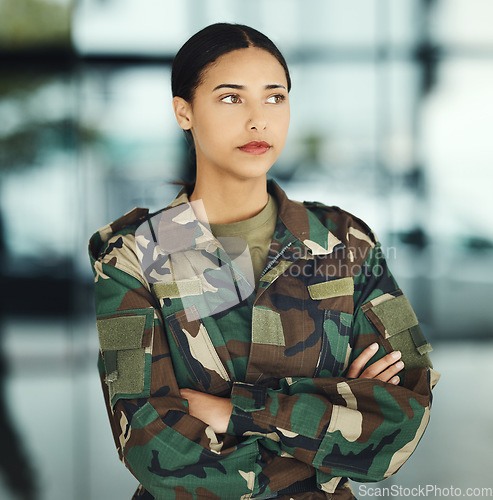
<box><xmin>189</xmin><ymin>171</ymin><xmax>269</xmax><ymax>224</ymax></box>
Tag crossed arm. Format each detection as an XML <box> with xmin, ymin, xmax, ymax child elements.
<box><xmin>181</xmin><ymin>343</ymin><xmax>404</xmax><ymax>434</ymax></box>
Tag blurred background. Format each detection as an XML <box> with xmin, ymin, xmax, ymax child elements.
<box><xmin>0</xmin><ymin>0</ymin><xmax>492</xmax><ymax>499</ymax></box>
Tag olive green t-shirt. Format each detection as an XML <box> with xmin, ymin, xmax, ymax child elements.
<box><xmin>209</xmin><ymin>194</ymin><xmax>278</xmax><ymax>291</ymax></box>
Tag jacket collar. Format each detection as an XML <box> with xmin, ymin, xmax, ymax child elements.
<box><xmin>165</xmin><ymin>178</ymin><xmax>344</xmax><ymax>258</ymax></box>
<box><xmin>89</xmin><ymin>178</ymin><xmax>345</xmax><ymax>266</ymax></box>
<box><xmin>269</xmin><ymin>179</ymin><xmax>344</xmax><ymax>256</ymax></box>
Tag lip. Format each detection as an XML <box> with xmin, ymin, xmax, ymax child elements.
<box><xmin>238</xmin><ymin>141</ymin><xmax>271</xmax><ymax>155</ymax></box>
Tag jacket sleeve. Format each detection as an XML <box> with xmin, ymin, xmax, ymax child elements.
<box><xmin>226</xmin><ymin>242</ymin><xmax>440</xmax><ymax>488</ymax></box>
<box><xmin>91</xmin><ymin>243</ymin><xmax>262</xmax><ymax>499</ymax></box>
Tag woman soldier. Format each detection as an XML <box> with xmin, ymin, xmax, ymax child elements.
<box><xmin>89</xmin><ymin>22</ymin><xmax>439</xmax><ymax>499</ymax></box>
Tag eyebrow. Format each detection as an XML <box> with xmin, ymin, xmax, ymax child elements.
<box><xmin>212</xmin><ymin>83</ymin><xmax>287</xmax><ymax>92</ymax></box>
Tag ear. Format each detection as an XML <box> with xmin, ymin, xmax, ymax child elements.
<box><xmin>172</xmin><ymin>96</ymin><xmax>193</xmax><ymax>130</ymax></box>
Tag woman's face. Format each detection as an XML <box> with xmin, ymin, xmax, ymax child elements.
<box><xmin>174</xmin><ymin>47</ymin><xmax>290</xmax><ymax>182</ymax></box>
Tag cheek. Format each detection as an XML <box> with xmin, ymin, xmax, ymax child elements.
<box><xmin>193</xmin><ymin>113</ymin><xmax>224</xmax><ymax>149</ymax></box>
<box><xmin>275</xmin><ymin>111</ymin><xmax>290</xmax><ymax>140</ymax></box>
<box><xmin>201</xmin><ymin>110</ymin><xmax>237</xmax><ymax>138</ymax></box>
<box><xmin>273</xmin><ymin>105</ymin><xmax>290</xmax><ymax>124</ymax></box>
<box><xmin>196</xmin><ymin>125</ymin><xmax>232</xmax><ymax>157</ymax></box>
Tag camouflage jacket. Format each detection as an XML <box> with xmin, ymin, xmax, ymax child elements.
<box><xmin>88</xmin><ymin>179</ymin><xmax>439</xmax><ymax>500</ymax></box>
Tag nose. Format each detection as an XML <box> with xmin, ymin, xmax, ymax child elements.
<box><xmin>247</xmin><ymin>105</ymin><xmax>267</xmax><ymax>131</ymax></box>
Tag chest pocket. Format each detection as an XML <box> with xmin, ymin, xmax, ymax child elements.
<box><xmin>308</xmin><ymin>277</ymin><xmax>354</xmax><ymax>378</ymax></box>
<box><xmin>166</xmin><ymin>306</ymin><xmax>233</xmax><ymax>396</ymax></box>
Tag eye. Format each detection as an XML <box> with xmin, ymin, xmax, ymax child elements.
<box><xmin>221</xmin><ymin>94</ymin><xmax>241</xmax><ymax>104</ymax></box>
<box><xmin>267</xmin><ymin>94</ymin><xmax>286</xmax><ymax>104</ymax></box>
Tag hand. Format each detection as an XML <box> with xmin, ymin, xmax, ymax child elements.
<box><xmin>179</xmin><ymin>388</ymin><xmax>233</xmax><ymax>434</ymax></box>
<box><xmin>346</xmin><ymin>342</ymin><xmax>404</xmax><ymax>385</ymax></box>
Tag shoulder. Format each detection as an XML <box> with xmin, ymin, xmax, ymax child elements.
<box><xmin>89</xmin><ymin>207</ymin><xmax>149</xmax><ymax>260</ymax></box>
<box><xmin>301</xmin><ymin>199</ymin><xmax>379</xmax><ymax>250</ymax></box>
<box><xmin>88</xmin><ymin>207</ymin><xmax>154</xmax><ymax>283</ymax></box>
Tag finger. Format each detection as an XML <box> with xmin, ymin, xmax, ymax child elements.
<box><xmin>359</xmin><ymin>350</ymin><xmax>402</xmax><ymax>379</ymax></box>
<box><xmin>346</xmin><ymin>342</ymin><xmax>379</xmax><ymax>378</ymax></box>
<box><xmin>359</xmin><ymin>350</ymin><xmax>401</xmax><ymax>378</ymax></box>
<box><xmin>372</xmin><ymin>361</ymin><xmax>404</xmax><ymax>383</ymax></box>
<box><xmin>179</xmin><ymin>388</ymin><xmax>193</xmax><ymax>399</ymax></box>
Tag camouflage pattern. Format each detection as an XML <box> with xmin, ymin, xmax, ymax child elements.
<box><xmin>88</xmin><ymin>179</ymin><xmax>439</xmax><ymax>499</ymax></box>
<box><xmin>134</xmin><ymin>198</ymin><xmax>255</xmax><ymax>322</ymax></box>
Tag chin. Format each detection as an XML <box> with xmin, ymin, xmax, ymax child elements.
<box><xmin>239</xmin><ymin>162</ymin><xmax>273</xmax><ymax>176</ymax></box>
<box><xmin>230</xmin><ymin>168</ymin><xmax>271</xmax><ymax>182</ymax></box>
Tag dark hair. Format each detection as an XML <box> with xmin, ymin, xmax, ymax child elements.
<box><xmin>172</xmin><ymin>22</ymin><xmax>291</xmax><ymax>102</ymax></box>
<box><xmin>170</xmin><ymin>23</ymin><xmax>291</xmax><ymax>188</ymax></box>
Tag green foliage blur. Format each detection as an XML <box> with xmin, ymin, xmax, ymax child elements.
<box><xmin>0</xmin><ymin>0</ymin><xmax>73</xmax><ymax>51</ymax></box>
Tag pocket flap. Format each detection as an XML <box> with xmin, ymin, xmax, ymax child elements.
<box><xmin>97</xmin><ymin>315</ymin><xmax>146</xmax><ymax>350</ymax></box>
<box><xmin>367</xmin><ymin>294</ymin><xmax>417</xmax><ymax>338</ymax></box>
<box><xmin>362</xmin><ymin>292</ymin><xmax>433</xmax><ymax>369</ymax></box>
<box><xmin>152</xmin><ymin>279</ymin><xmax>202</xmax><ymax>299</ymax></box>
<box><xmin>308</xmin><ymin>277</ymin><xmax>354</xmax><ymax>300</ymax></box>
<box><xmin>96</xmin><ymin>311</ymin><xmax>153</xmax><ymax>406</ymax></box>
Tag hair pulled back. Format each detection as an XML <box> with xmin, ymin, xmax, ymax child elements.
<box><xmin>172</xmin><ymin>22</ymin><xmax>291</xmax><ymax>103</ymax></box>
<box><xmin>171</xmin><ymin>23</ymin><xmax>291</xmax><ymax>187</ymax></box>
